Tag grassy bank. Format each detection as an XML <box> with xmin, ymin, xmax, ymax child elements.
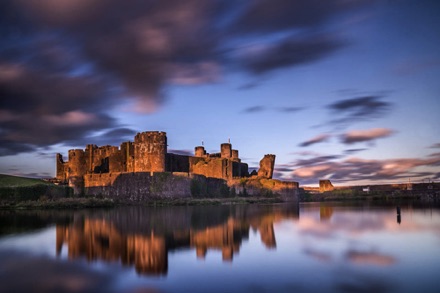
<box><xmin>300</xmin><ymin>189</ymin><xmax>440</xmax><ymax>202</ymax></box>
<box><xmin>0</xmin><ymin>174</ymin><xmax>72</xmax><ymax>202</ymax></box>
<box><xmin>0</xmin><ymin>196</ymin><xmax>285</xmax><ymax>210</ymax></box>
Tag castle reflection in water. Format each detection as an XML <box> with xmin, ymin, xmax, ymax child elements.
<box><xmin>56</xmin><ymin>204</ymin><xmax>299</xmax><ymax>275</ymax></box>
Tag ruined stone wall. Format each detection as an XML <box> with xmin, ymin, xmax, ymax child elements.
<box><xmin>232</xmin><ymin>161</ymin><xmax>249</xmax><ymax>178</ymax></box>
<box><xmin>83</xmin><ymin>172</ymin><xmax>231</xmax><ymax>199</ymax></box>
<box><xmin>87</xmin><ymin>145</ymin><xmax>119</xmax><ymax>173</ymax></box>
<box><xmin>228</xmin><ymin>178</ymin><xmax>299</xmax><ymax>201</ymax></box>
<box><xmin>84</xmin><ymin>172</ymin><xmax>192</xmax><ymax>199</ymax></box>
<box><xmin>189</xmin><ymin>157</ymin><xmax>228</xmax><ymax>180</ymax></box>
<box><xmin>319</xmin><ymin>180</ymin><xmax>334</xmax><ymax>193</ymax></box>
<box><xmin>166</xmin><ymin>153</ymin><xmax>190</xmax><ymax>173</ymax></box>
<box><xmin>56</xmin><ymin>153</ymin><xmax>66</xmax><ymax>181</ymax></box>
<box><xmin>134</xmin><ymin>131</ymin><xmax>167</xmax><ymax>173</ymax></box>
<box><xmin>258</xmin><ymin>154</ymin><xmax>275</xmax><ymax>179</ymax></box>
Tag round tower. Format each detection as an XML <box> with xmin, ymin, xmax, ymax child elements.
<box><xmin>68</xmin><ymin>149</ymin><xmax>86</xmax><ymax>177</ymax></box>
<box><xmin>195</xmin><ymin>146</ymin><xmax>206</xmax><ymax>157</ymax></box>
<box><xmin>134</xmin><ymin>131</ymin><xmax>167</xmax><ymax>172</ymax></box>
<box><xmin>221</xmin><ymin>143</ymin><xmax>232</xmax><ymax>159</ymax></box>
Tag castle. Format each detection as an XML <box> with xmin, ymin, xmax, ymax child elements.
<box><xmin>56</xmin><ymin>131</ymin><xmax>275</xmax><ymax>182</ymax></box>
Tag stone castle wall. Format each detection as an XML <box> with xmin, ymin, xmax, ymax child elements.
<box><xmin>83</xmin><ymin>172</ymin><xmax>232</xmax><ymax>200</ymax></box>
<box><xmin>55</xmin><ymin>131</ymin><xmax>292</xmax><ymax>199</ymax></box>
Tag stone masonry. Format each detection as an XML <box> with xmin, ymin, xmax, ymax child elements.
<box><xmin>56</xmin><ymin>131</ymin><xmax>298</xmax><ymax>198</ymax></box>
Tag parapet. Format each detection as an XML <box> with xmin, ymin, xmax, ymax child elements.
<box><xmin>68</xmin><ymin>149</ymin><xmax>85</xmax><ymax>158</ymax></box>
<box><xmin>134</xmin><ymin>131</ymin><xmax>167</xmax><ymax>143</ymax></box>
<box><xmin>221</xmin><ymin>143</ymin><xmax>232</xmax><ymax>158</ymax></box>
<box><xmin>195</xmin><ymin>146</ymin><xmax>206</xmax><ymax>157</ymax></box>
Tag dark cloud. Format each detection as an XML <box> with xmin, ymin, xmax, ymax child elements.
<box><xmin>429</xmin><ymin>143</ymin><xmax>440</xmax><ymax>149</ymax></box>
<box><xmin>340</xmin><ymin>128</ymin><xmax>394</xmax><ymax>144</ymax></box>
<box><xmin>237</xmin><ymin>82</ymin><xmax>260</xmax><ymax>91</ymax></box>
<box><xmin>327</xmin><ymin>96</ymin><xmax>391</xmax><ymax>126</ymax></box>
<box><xmin>299</xmin><ymin>134</ymin><xmax>331</xmax><ymax>147</ymax></box>
<box><xmin>168</xmin><ymin>149</ymin><xmax>194</xmax><ymax>156</ymax></box>
<box><xmin>0</xmin><ymin>0</ymin><xmax>375</xmax><ymax>155</ymax></box>
<box><xmin>65</xmin><ymin>128</ymin><xmax>138</xmax><ymax>148</ymax></box>
<box><xmin>277</xmin><ymin>107</ymin><xmax>304</xmax><ymax>113</ymax></box>
<box><xmin>230</xmin><ymin>0</ymin><xmax>373</xmax><ymax>34</ymax></box>
<box><xmin>241</xmin><ymin>35</ymin><xmax>346</xmax><ymax>75</ymax></box>
<box><xmin>344</xmin><ymin>148</ymin><xmax>367</xmax><ymax>154</ymax></box>
<box><xmin>242</xmin><ymin>105</ymin><xmax>303</xmax><ymax>114</ymax></box>
<box><xmin>242</xmin><ymin>106</ymin><xmax>266</xmax><ymax>114</ymax></box>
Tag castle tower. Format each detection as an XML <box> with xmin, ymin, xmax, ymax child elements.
<box><xmin>56</xmin><ymin>153</ymin><xmax>66</xmax><ymax>180</ymax></box>
<box><xmin>134</xmin><ymin>131</ymin><xmax>167</xmax><ymax>172</ymax></box>
<box><xmin>195</xmin><ymin>146</ymin><xmax>206</xmax><ymax>157</ymax></box>
<box><xmin>85</xmin><ymin>144</ymin><xmax>97</xmax><ymax>173</ymax></box>
<box><xmin>257</xmin><ymin>154</ymin><xmax>275</xmax><ymax>179</ymax></box>
<box><xmin>221</xmin><ymin>143</ymin><xmax>232</xmax><ymax>159</ymax></box>
<box><xmin>68</xmin><ymin>149</ymin><xmax>87</xmax><ymax>177</ymax></box>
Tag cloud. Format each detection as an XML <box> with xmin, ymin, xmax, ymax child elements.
<box><xmin>393</xmin><ymin>58</ymin><xmax>440</xmax><ymax>75</ymax></box>
<box><xmin>429</xmin><ymin>143</ymin><xmax>440</xmax><ymax>149</ymax></box>
<box><xmin>230</xmin><ymin>0</ymin><xmax>373</xmax><ymax>34</ymax></box>
<box><xmin>340</xmin><ymin>128</ymin><xmax>394</xmax><ymax>144</ymax></box>
<box><xmin>327</xmin><ymin>96</ymin><xmax>391</xmax><ymax>126</ymax></box>
<box><xmin>276</xmin><ymin>107</ymin><xmax>304</xmax><ymax>113</ymax></box>
<box><xmin>168</xmin><ymin>149</ymin><xmax>194</xmax><ymax>156</ymax></box>
<box><xmin>290</xmin><ymin>153</ymin><xmax>440</xmax><ymax>184</ymax></box>
<box><xmin>344</xmin><ymin>148</ymin><xmax>367</xmax><ymax>154</ymax></box>
<box><xmin>242</xmin><ymin>105</ymin><xmax>304</xmax><ymax>114</ymax></box>
<box><xmin>242</xmin><ymin>106</ymin><xmax>267</xmax><ymax>114</ymax></box>
<box><xmin>240</xmin><ymin>35</ymin><xmax>346</xmax><ymax>75</ymax></box>
<box><xmin>299</xmin><ymin>134</ymin><xmax>331</xmax><ymax>147</ymax></box>
<box><xmin>65</xmin><ymin>128</ymin><xmax>138</xmax><ymax>147</ymax></box>
<box><xmin>237</xmin><ymin>82</ymin><xmax>260</xmax><ymax>90</ymax></box>
<box><xmin>0</xmin><ymin>0</ymin><xmax>376</xmax><ymax>156</ymax></box>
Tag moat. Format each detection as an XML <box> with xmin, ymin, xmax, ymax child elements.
<box><xmin>1</xmin><ymin>201</ymin><xmax>439</xmax><ymax>293</ymax></box>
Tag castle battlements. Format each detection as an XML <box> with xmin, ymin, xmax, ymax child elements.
<box><xmin>56</xmin><ymin>131</ymin><xmax>276</xmax><ymax>187</ymax></box>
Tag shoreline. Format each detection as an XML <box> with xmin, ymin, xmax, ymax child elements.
<box><xmin>0</xmin><ymin>196</ymin><xmax>289</xmax><ymax>210</ymax></box>
<box><xmin>2</xmin><ymin>191</ymin><xmax>439</xmax><ymax>210</ymax></box>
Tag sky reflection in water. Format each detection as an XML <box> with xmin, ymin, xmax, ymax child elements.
<box><xmin>0</xmin><ymin>202</ymin><xmax>439</xmax><ymax>293</ymax></box>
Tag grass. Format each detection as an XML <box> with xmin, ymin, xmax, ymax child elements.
<box><xmin>0</xmin><ymin>174</ymin><xmax>51</xmax><ymax>188</ymax></box>
<box><xmin>0</xmin><ymin>174</ymin><xmax>73</xmax><ymax>204</ymax></box>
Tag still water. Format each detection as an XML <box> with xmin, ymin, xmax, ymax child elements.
<box><xmin>0</xmin><ymin>201</ymin><xmax>439</xmax><ymax>293</ymax></box>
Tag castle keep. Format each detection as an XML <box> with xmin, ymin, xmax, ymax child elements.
<box><xmin>56</xmin><ymin>131</ymin><xmax>298</xmax><ymax>199</ymax></box>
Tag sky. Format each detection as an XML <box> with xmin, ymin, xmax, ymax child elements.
<box><xmin>1</xmin><ymin>0</ymin><xmax>439</xmax><ymax>186</ymax></box>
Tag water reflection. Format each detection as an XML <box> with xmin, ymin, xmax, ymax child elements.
<box><xmin>1</xmin><ymin>201</ymin><xmax>440</xmax><ymax>293</ymax></box>
<box><xmin>55</xmin><ymin>204</ymin><xmax>299</xmax><ymax>275</ymax></box>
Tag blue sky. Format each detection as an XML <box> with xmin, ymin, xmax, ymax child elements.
<box><xmin>1</xmin><ymin>0</ymin><xmax>439</xmax><ymax>186</ymax></box>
